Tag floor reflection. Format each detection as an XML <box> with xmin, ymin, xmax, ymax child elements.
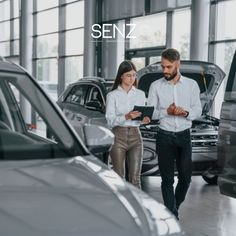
<box><xmin>141</xmin><ymin>176</ymin><xmax>236</xmax><ymax>236</ymax></box>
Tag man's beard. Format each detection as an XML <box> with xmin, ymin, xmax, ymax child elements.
<box><xmin>164</xmin><ymin>70</ymin><xmax>178</xmax><ymax>81</ymax></box>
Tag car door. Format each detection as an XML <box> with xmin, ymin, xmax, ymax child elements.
<box><xmin>218</xmin><ymin>51</ymin><xmax>236</xmax><ymax>198</ymax></box>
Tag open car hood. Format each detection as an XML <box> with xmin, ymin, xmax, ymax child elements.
<box><xmin>137</xmin><ymin>61</ymin><xmax>226</xmax><ymax>114</ymax></box>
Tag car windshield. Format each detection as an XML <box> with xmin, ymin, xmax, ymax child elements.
<box><xmin>0</xmin><ymin>70</ymin><xmax>87</xmax><ymax>160</ymax></box>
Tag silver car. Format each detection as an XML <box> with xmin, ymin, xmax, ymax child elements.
<box><xmin>0</xmin><ymin>58</ymin><xmax>183</xmax><ymax>236</ymax></box>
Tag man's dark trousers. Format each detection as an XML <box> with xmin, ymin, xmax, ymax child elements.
<box><xmin>156</xmin><ymin>128</ymin><xmax>192</xmax><ymax>218</ymax></box>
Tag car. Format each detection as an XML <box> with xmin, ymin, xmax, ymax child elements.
<box><xmin>207</xmin><ymin>50</ymin><xmax>236</xmax><ymax>198</ymax></box>
<box><xmin>137</xmin><ymin>61</ymin><xmax>225</xmax><ymax>185</ymax></box>
<box><xmin>56</xmin><ymin>76</ymin><xmax>112</xmax><ymax>163</ymax></box>
<box><xmin>58</xmin><ymin>60</ymin><xmax>225</xmax><ymax>185</ymax></box>
<box><xmin>0</xmin><ymin>57</ymin><xmax>183</xmax><ymax>236</ymax></box>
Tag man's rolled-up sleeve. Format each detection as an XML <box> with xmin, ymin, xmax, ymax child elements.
<box><xmin>187</xmin><ymin>82</ymin><xmax>202</xmax><ymax>121</ymax></box>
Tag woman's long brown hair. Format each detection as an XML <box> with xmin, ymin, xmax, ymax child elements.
<box><xmin>111</xmin><ymin>60</ymin><xmax>137</xmax><ymax>91</ymax></box>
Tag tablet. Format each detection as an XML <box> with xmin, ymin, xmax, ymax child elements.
<box><xmin>132</xmin><ymin>106</ymin><xmax>154</xmax><ymax>120</ymax></box>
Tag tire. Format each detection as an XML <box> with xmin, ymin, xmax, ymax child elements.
<box><xmin>202</xmin><ymin>174</ymin><xmax>218</xmax><ymax>185</ymax></box>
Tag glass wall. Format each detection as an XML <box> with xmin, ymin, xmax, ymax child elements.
<box><xmin>0</xmin><ymin>0</ymin><xmax>10</xmax><ymax>21</ymax></box>
<box><xmin>172</xmin><ymin>8</ymin><xmax>191</xmax><ymax>60</ymax></box>
<box><xmin>101</xmin><ymin>3</ymin><xmax>191</xmax><ymax>76</ymax></box>
<box><xmin>34</xmin><ymin>2</ymin><xmax>59</xmax><ymax>84</ymax></box>
<box><xmin>210</xmin><ymin>0</ymin><xmax>236</xmax><ymax>117</ymax></box>
<box><xmin>130</xmin><ymin>13</ymin><xmax>166</xmax><ymax>49</ymax></box>
<box><xmin>37</xmin><ymin>9</ymin><xmax>58</xmax><ymax>34</ymax></box>
<box><xmin>37</xmin><ymin>0</ymin><xmax>58</xmax><ymax>11</ymax></box>
<box><xmin>65</xmin><ymin>56</ymin><xmax>83</xmax><ymax>84</ymax></box>
<box><xmin>64</xmin><ymin>0</ymin><xmax>84</xmax><ymax>85</ymax></box>
<box><xmin>33</xmin><ymin>0</ymin><xmax>84</xmax><ymax>98</ymax></box>
<box><xmin>0</xmin><ymin>0</ymin><xmax>20</xmax><ymax>57</ymax></box>
<box><xmin>215</xmin><ymin>1</ymin><xmax>236</xmax><ymax>41</ymax></box>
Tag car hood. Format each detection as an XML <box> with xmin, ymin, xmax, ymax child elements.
<box><xmin>0</xmin><ymin>156</ymin><xmax>180</xmax><ymax>236</ymax></box>
<box><xmin>137</xmin><ymin>60</ymin><xmax>225</xmax><ymax>114</ymax></box>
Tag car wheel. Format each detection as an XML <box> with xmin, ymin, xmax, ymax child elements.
<box><xmin>202</xmin><ymin>174</ymin><xmax>218</xmax><ymax>185</ymax></box>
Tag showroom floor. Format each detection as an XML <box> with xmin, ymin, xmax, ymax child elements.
<box><xmin>141</xmin><ymin>176</ymin><xmax>236</xmax><ymax>236</ymax></box>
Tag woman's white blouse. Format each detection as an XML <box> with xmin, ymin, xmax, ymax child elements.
<box><xmin>105</xmin><ymin>86</ymin><xmax>146</xmax><ymax>128</ymax></box>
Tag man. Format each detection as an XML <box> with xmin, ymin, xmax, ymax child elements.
<box><xmin>148</xmin><ymin>48</ymin><xmax>202</xmax><ymax>219</ymax></box>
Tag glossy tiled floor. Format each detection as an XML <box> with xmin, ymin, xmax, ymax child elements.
<box><xmin>141</xmin><ymin>176</ymin><xmax>236</xmax><ymax>236</ymax></box>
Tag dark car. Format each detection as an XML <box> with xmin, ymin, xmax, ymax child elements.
<box><xmin>211</xmin><ymin>51</ymin><xmax>236</xmax><ymax>198</ymax></box>
<box><xmin>0</xmin><ymin>58</ymin><xmax>183</xmax><ymax>236</ymax></box>
<box><xmin>58</xmin><ymin>60</ymin><xmax>225</xmax><ymax>185</ymax></box>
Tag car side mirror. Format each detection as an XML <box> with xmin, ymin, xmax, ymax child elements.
<box><xmin>83</xmin><ymin>124</ymin><xmax>114</xmax><ymax>155</ymax></box>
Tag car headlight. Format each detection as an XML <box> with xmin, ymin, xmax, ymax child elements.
<box><xmin>128</xmin><ymin>184</ymin><xmax>183</xmax><ymax>236</ymax></box>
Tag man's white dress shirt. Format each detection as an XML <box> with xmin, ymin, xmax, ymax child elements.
<box><xmin>147</xmin><ymin>76</ymin><xmax>202</xmax><ymax>132</ymax></box>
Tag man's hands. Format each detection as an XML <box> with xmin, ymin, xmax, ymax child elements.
<box><xmin>142</xmin><ymin>116</ymin><xmax>151</xmax><ymax>124</ymax></box>
<box><xmin>167</xmin><ymin>102</ymin><xmax>188</xmax><ymax>117</ymax></box>
<box><xmin>167</xmin><ymin>102</ymin><xmax>177</xmax><ymax>115</ymax></box>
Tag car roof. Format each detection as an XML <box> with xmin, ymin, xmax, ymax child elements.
<box><xmin>79</xmin><ymin>77</ymin><xmax>114</xmax><ymax>83</ymax></box>
<box><xmin>68</xmin><ymin>76</ymin><xmax>113</xmax><ymax>87</ymax></box>
<box><xmin>79</xmin><ymin>76</ymin><xmax>106</xmax><ymax>83</ymax></box>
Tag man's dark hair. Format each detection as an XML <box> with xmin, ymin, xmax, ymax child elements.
<box><xmin>161</xmin><ymin>48</ymin><xmax>180</xmax><ymax>62</ymax></box>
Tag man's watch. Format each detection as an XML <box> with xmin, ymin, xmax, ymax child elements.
<box><xmin>184</xmin><ymin>111</ymin><xmax>189</xmax><ymax>117</ymax></box>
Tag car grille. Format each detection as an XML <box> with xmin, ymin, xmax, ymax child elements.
<box><xmin>141</xmin><ymin>125</ymin><xmax>218</xmax><ymax>148</ymax></box>
<box><xmin>191</xmin><ymin>131</ymin><xmax>218</xmax><ymax>147</ymax></box>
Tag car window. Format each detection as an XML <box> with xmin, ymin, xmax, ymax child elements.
<box><xmin>0</xmin><ymin>88</ymin><xmax>15</xmax><ymax>130</ymax></box>
<box><xmin>9</xmin><ymin>84</ymin><xmax>54</xmax><ymax>140</ymax></box>
<box><xmin>87</xmin><ymin>86</ymin><xmax>104</xmax><ymax>106</ymax></box>
<box><xmin>65</xmin><ymin>84</ymin><xmax>88</xmax><ymax>105</ymax></box>
<box><xmin>0</xmin><ymin>72</ymin><xmax>87</xmax><ymax>159</ymax></box>
<box><xmin>0</xmin><ymin>82</ymin><xmax>60</xmax><ymax>159</ymax></box>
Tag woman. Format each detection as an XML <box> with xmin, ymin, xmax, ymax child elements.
<box><xmin>105</xmin><ymin>60</ymin><xmax>150</xmax><ymax>188</ymax></box>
